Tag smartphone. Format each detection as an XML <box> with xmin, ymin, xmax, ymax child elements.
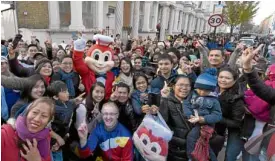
<box><xmin>148</xmin><ymin>93</ymin><xmax>161</xmax><ymax>107</ymax></box>
<box><xmin>12</xmin><ymin>34</ymin><xmax>23</xmax><ymax>49</ymax></box>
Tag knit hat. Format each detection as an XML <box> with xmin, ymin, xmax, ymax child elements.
<box><xmin>35</xmin><ymin>58</ymin><xmax>52</xmax><ymax>74</ymax></box>
<box><xmin>33</xmin><ymin>52</ymin><xmax>46</xmax><ymax>60</ymax></box>
<box><xmin>194</xmin><ymin>68</ymin><xmax>217</xmax><ymax>91</ymax></box>
<box><xmin>1</xmin><ymin>56</ymin><xmax>8</xmax><ymax>63</ymax></box>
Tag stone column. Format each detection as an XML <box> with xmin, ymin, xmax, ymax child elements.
<box><xmin>96</xmin><ymin>1</ymin><xmax>104</xmax><ymax>30</ymax></box>
<box><xmin>168</xmin><ymin>6</ymin><xmax>175</xmax><ymax>35</ymax></box>
<box><xmin>131</xmin><ymin>1</ymin><xmax>140</xmax><ymax>38</ymax></box>
<box><xmin>69</xmin><ymin>1</ymin><xmax>85</xmax><ymax>30</ymax></box>
<box><xmin>160</xmin><ymin>4</ymin><xmax>169</xmax><ymax>41</ymax></box>
<box><xmin>142</xmin><ymin>1</ymin><xmax>151</xmax><ymax>32</ymax></box>
<box><xmin>115</xmin><ymin>1</ymin><xmax>124</xmax><ymax>35</ymax></box>
<box><xmin>130</xmin><ymin>2</ymin><xmax>134</xmax><ymax>27</ymax></box>
<box><xmin>48</xmin><ymin>1</ymin><xmax>60</xmax><ymax>29</ymax></box>
<box><xmin>153</xmin><ymin>2</ymin><xmax>159</xmax><ymax>32</ymax></box>
<box><xmin>178</xmin><ymin>11</ymin><xmax>183</xmax><ymax>32</ymax></box>
<box><xmin>196</xmin><ymin>17</ymin><xmax>201</xmax><ymax>34</ymax></box>
<box><xmin>187</xmin><ymin>14</ymin><xmax>193</xmax><ymax>34</ymax></box>
<box><xmin>173</xmin><ymin>9</ymin><xmax>179</xmax><ymax>32</ymax></box>
<box><xmin>183</xmin><ymin>13</ymin><xmax>189</xmax><ymax>34</ymax></box>
<box><xmin>201</xmin><ymin>19</ymin><xmax>205</xmax><ymax>33</ymax></box>
<box><xmin>190</xmin><ymin>15</ymin><xmax>195</xmax><ymax>34</ymax></box>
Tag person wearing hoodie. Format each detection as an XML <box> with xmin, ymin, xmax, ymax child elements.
<box><xmin>1</xmin><ymin>97</ymin><xmax>55</xmax><ymax>161</ymax></box>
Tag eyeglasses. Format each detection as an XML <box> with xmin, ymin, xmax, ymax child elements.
<box><xmin>102</xmin><ymin>112</ymin><xmax>118</xmax><ymax>117</ymax></box>
<box><xmin>175</xmin><ymin>84</ymin><xmax>191</xmax><ymax>88</ymax></box>
<box><xmin>62</xmin><ymin>62</ymin><xmax>73</xmax><ymax>66</ymax></box>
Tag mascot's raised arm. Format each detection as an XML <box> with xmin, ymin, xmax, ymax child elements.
<box><xmin>73</xmin><ymin>34</ymin><xmax>115</xmax><ymax>99</ymax></box>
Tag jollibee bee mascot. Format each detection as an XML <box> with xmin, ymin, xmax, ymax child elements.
<box><xmin>73</xmin><ymin>34</ymin><xmax>115</xmax><ymax>99</ymax></box>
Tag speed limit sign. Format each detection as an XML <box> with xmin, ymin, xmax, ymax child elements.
<box><xmin>208</xmin><ymin>14</ymin><xmax>223</xmax><ymax>27</ymax></box>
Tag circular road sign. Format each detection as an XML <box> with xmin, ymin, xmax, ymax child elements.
<box><xmin>208</xmin><ymin>14</ymin><xmax>223</xmax><ymax>27</ymax></box>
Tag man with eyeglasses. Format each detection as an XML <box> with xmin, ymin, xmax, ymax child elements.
<box><xmin>52</xmin><ymin>55</ymin><xmax>80</xmax><ymax>98</ymax></box>
<box><xmin>77</xmin><ymin>101</ymin><xmax>134</xmax><ymax>160</ymax></box>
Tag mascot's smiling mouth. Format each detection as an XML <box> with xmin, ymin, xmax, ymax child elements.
<box><xmin>143</xmin><ymin>150</ymin><xmax>149</xmax><ymax>155</ymax></box>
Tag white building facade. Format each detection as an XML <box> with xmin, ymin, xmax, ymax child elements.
<box><xmin>2</xmin><ymin>1</ymin><xmax>227</xmax><ymax>44</ymax></box>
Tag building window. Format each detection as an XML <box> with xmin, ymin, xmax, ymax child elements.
<box><xmin>108</xmin><ymin>6</ymin><xmax>115</xmax><ymax>14</ymax></box>
<box><xmin>82</xmin><ymin>1</ymin><xmax>96</xmax><ymax>29</ymax></box>
<box><xmin>149</xmin><ymin>2</ymin><xmax>155</xmax><ymax>30</ymax></box>
<box><xmin>59</xmin><ymin>1</ymin><xmax>71</xmax><ymax>28</ymax></box>
<box><xmin>139</xmin><ymin>1</ymin><xmax>144</xmax><ymax>31</ymax></box>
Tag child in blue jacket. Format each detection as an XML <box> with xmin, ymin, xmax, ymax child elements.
<box><xmin>184</xmin><ymin>68</ymin><xmax>222</xmax><ymax>161</ymax></box>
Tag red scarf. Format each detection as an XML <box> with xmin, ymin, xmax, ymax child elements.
<box><xmin>43</xmin><ymin>76</ymin><xmax>51</xmax><ymax>85</ymax></box>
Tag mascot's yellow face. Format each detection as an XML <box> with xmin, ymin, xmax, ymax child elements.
<box><xmin>85</xmin><ymin>44</ymin><xmax>114</xmax><ymax>74</ymax></box>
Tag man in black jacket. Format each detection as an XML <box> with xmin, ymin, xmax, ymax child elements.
<box><xmin>110</xmin><ymin>82</ymin><xmax>137</xmax><ymax>133</ymax></box>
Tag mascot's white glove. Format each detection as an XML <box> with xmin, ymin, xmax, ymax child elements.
<box><xmin>74</xmin><ymin>38</ymin><xmax>86</xmax><ymax>52</ymax></box>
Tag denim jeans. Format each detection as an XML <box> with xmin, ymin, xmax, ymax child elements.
<box><xmin>52</xmin><ymin>150</ymin><xmax>63</xmax><ymax>161</ymax></box>
<box><xmin>186</xmin><ymin>125</ymin><xmax>217</xmax><ymax>161</ymax></box>
<box><xmin>224</xmin><ymin>132</ymin><xmax>244</xmax><ymax>161</ymax></box>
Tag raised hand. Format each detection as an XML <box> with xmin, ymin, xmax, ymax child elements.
<box><xmin>74</xmin><ymin>93</ymin><xmax>86</xmax><ymax>105</ymax></box>
<box><xmin>161</xmin><ymin>81</ymin><xmax>170</xmax><ymax>98</ymax></box>
<box><xmin>8</xmin><ymin>43</ymin><xmax>16</xmax><ymax>59</ymax></box>
<box><xmin>110</xmin><ymin>86</ymin><xmax>119</xmax><ymax>101</ymax></box>
<box><xmin>78</xmin><ymin>121</ymin><xmax>88</xmax><ymax>139</ymax></box>
<box><xmin>241</xmin><ymin>47</ymin><xmax>255</xmax><ymax>71</ymax></box>
<box><xmin>181</xmin><ymin>63</ymin><xmax>193</xmax><ymax>74</ymax></box>
<box><xmin>20</xmin><ymin>139</ymin><xmax>42</xmax><ymax>161</ymax></box>
<box><xmin>74</xmin><ymin>37</ymin><xmax>86</xmax><ymax>52</ymax></box>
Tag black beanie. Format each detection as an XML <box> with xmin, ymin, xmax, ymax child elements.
<box><xmin>35</xmin><ymin>58</ymin><xmax>52</xmax><ymax>74</ymax></box>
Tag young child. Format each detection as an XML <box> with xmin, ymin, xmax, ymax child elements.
<box><xmin>47</xmin><ymin>81</ymin><xmax>78</xmax><ymax>161</ymax></box>
<box><xmin>184</xmin><ymin>68</ymin><xmax>222</xmax><ymax>161</ymax></box>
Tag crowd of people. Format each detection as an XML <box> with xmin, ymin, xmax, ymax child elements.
<box><xmin>1</xmin><ymin>32</ymin><xmax>275</xmax><ymax>161</ymax></box>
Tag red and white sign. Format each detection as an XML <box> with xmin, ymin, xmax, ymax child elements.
<box><xmin>208</xmin><ymin>14</ymin><xmax>223</xmax><ymax>27</ymax></box>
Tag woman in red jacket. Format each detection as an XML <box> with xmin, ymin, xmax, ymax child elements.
<box><xmin>1</xmin><ymin>97</ymin><xmax>55</xmax><ymax>161</ymax></box>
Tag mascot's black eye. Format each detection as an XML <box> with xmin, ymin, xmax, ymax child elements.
<box><xmin>142</xmin><ymin>139</ymin><xmax>147</xmax><ymax>145</ymax></box>
<box><xmin>151</xmin><ymin>147</ymin><xmax>157</xmax><ymax>153</ymax></box>
<box><xmin>95</xmin><ymin>54</ymin><xmax>99</xmax><ymax>60</ymax></box>
<box><xmin>104</xmin><ymin>55</ymin><xmax>109</xmax><ymax>62</ymax></box>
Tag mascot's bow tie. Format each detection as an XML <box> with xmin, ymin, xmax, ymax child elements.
<box><xmin>96</xmin><ymin>74</ymin><xmax>107</xmax><ymax>79</ymax></box>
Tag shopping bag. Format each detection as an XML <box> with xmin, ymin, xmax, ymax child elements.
<box><xmin>133</xmin><ymin>112</ymin><xmax>173</xmax><ymax>161</ymax></box>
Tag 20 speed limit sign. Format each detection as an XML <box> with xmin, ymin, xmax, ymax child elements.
<box><xmin>208</xmin><ymin>14</ymin><xmax>223</xmax><ymax>27</ymax></box>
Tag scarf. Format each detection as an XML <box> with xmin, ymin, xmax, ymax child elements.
<box><xmin>15</xmin><ymin>115</ymin><xmax>50</xmax><ymax>159</ymax></box>
<box><xmin>43</xmin><ymin>76</ymin><xmax>51</xmax><ymax>86</ymax></box>
<box><xmin>59</xmin><ymin>70</ymin><xmax>75</xmax><ymax>97</ymax></box>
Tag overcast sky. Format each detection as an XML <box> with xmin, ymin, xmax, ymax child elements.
<box><xmin>253</xmin><ymin>0</ymin><xmax>274</xmax><ymax>25</ymax></box>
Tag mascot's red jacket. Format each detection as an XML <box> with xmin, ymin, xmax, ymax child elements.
<box><xmin>73</xmin><ymin>34</ymin><xmax>115</xmax><ymax>99</ymax></box>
